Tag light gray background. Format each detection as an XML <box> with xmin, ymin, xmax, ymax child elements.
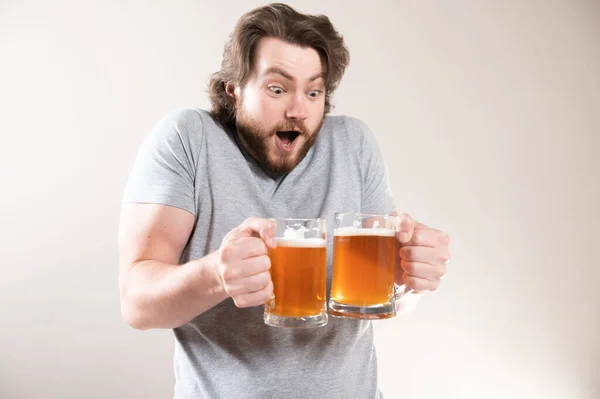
<box><xmin>1</xmin><ymin>1</ymin><xmax>598</xmax><ymax>398</ymax></box>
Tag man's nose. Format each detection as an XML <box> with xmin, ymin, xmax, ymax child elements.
<box><xmin>285</xmin><ymin>94</ymin><xmax>308</xmax><ymax>120</ymax></box>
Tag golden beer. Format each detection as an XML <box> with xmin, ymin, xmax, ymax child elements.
<box><xmin>330</xmin><ymin>228</ymin><xmax>397</xmax><ymax>307</ymax></box>
<box><xmin>268</xmin><ymin>238</ymin><xmax>327</xmax><ymax>317</ymax></box>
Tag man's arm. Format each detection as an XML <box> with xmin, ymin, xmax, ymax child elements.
<box><xmin>118</xmin><ymin>203</ymin><xmax>227</xmax><ymax>330</ymax></box>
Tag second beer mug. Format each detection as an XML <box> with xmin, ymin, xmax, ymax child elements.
<box><xmin>329</xmin><ymin>212</ymin><xmax>399</xmax><ymax>319</ymax></box>
<box><xmin>264</xmin><ymin>218</ymin><xmax>328</xmax><ymax>328</ymax></box>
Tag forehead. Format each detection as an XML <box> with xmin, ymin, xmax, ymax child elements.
<box><xmin>252</xmin><ymin>37</ymin><xmax>324</xmax><ymax>81</ymax></box>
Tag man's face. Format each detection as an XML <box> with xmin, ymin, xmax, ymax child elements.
<box><xmin>232</xmin><ymin>37</ymin><xmax>326</xmax><ymax>175</ymax></box>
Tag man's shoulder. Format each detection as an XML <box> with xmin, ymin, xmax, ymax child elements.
<box><xmin>151</xmin><ymin>108</ymin><xmax>226</xmax><ymax>140</ymax></box>
<box><xmin>323</xmin><ymin>114</ymin><xmax>370</xmax><ymax>132</ymax></box>
<box><xmin>321</xmin><ymin>114</ymin><xmax>373</xmax><ymax>146</ymax></box>
<box><xmin>158</xmin><ymin>107</ymin><xmax>215</xmax><ymax>128</ymax></box>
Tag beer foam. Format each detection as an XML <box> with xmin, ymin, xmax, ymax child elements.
<box><xmin>283</xmin><ymin>224</ymin><xmax>309</xmax><ymax>240</ymax></box>
<box><xmin>275</xmin><ymin>238</ymin><xmax>327</xmax><ymax>248</ymax></box>
<box><xmin>334</xmin><ymin>227</ymin><xmax>396</xmax><ymax>237</ymax></box>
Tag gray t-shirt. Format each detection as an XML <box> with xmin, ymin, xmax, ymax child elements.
<box><xmin>123</xmin><ymin>108</ymin><xmax>396</xmax><ymax>399</ymax></box>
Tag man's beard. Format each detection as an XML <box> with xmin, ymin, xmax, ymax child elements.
<box><xmin>235</xmin><ymin>108</ymin><xmax>324</xmax><ymax>175</ymax></box>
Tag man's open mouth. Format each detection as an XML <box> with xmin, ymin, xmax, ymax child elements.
<box><xmin>275</xmin><ymin>131</ymin><xmax>301</xmax><ymax>148</ymax></box>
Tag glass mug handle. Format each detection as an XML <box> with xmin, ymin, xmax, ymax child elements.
<box><xmin>265</xmin><ymin>294</ymin><xmax>276</xmax><ymax>311</ymax></box>
<box><xmin>393</xmin><ymin>283</ymin><xmax>415</xmax><ymax>300</ymax></box>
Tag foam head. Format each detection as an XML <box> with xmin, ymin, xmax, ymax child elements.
<box><xmin>334</xmin><ymin>227</ymin><xmax>396</xmax><ymax>237</ymax></box>
<box><xmin>275</xmin><ymin>237</ymin><xmax>327</xmax><ymax>248</ymax></box>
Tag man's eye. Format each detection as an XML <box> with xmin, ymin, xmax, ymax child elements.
<box><xmin>308</xmin><ymin>90</ymin><xmax>323</xmax><ymax>98</ymax></box>
<box><xmin>269</xmin><ymin>86</ymin><xmax>284</xmax><ymax>95</ymax></box>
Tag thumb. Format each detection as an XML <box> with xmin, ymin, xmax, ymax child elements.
<box><xmin>396</xmin><ymin>213</ymin><xmax>415</xmax><ymax>244</ymax></box>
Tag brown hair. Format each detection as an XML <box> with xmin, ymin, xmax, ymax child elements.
<box><xmin>208</xmin><ymin>3</ymin><xmax>350</xmax><ymax>127</ymax></box>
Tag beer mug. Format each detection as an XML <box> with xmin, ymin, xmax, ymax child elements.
<box><xmin>329</xmin><ymin>212</ymin><xmax>406</xmax><ymax>319</ymax></box>
<box><xmin>264</xmin><ymin>218</ymin><xmax>328</xmax><ymax>328</ymax></box>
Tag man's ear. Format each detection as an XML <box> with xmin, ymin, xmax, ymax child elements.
<box><xmin>225</xmin><ymin>82</ymin><xmax>238</xmax><ymax>106</ymax></box>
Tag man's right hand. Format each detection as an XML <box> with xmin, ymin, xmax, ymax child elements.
<box><xmin>217</xmin><ymin>217</ymin><xmax>277</xmax><ymax>308</ymax></box>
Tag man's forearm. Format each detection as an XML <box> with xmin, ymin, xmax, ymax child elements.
<box><xmin>120</xmin><ymin>251</ymin><xmax>228</xmax><ymax>330</ymax></box>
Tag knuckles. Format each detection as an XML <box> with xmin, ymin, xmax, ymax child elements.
<box><xmin>404</xmin><ymin>274</ymin><xmax>441</xmax><ymax>292</ymax></box>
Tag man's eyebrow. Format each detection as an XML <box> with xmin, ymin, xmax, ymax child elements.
<box><xmin>261</xmin><ymin>67</ymin><xmax>325</xmax><ymax>83</ymax></box>
<box><xmin>262</xmin><ymin>67</ymin><xmax>294</xmax><ymax>81</ymax></box>
<box><xmin>308</xmin><ymin>72</ymin><xmax>325</xmax><ymax>82</ymax></box>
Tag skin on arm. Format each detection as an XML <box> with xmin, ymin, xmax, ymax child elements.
<box><xmin>118</xmin><ymin>203</ymin><xmax>227</xmax><ymax>330</ymax></box>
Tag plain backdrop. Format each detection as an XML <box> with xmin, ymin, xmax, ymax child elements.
<box><xmin>1</xmin><ymin>1</ymin><xmax>598</xmax><ymax>398</ymax></box>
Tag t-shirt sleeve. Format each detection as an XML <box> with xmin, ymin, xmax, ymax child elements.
<box><xmin>122</xmin><ymin>109</ymin><xmax>202</xmax><ymax>217</ymax></box>
<box><xmin>359</xmin><ymin>120</ymin><xmax>396</xmax><ymax>214</ymax></box>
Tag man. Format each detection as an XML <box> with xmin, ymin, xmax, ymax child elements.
<box><xmin>119</xmin><ymin>3</ymin><xmax>450</xmax><ymax>398</ymax></box>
